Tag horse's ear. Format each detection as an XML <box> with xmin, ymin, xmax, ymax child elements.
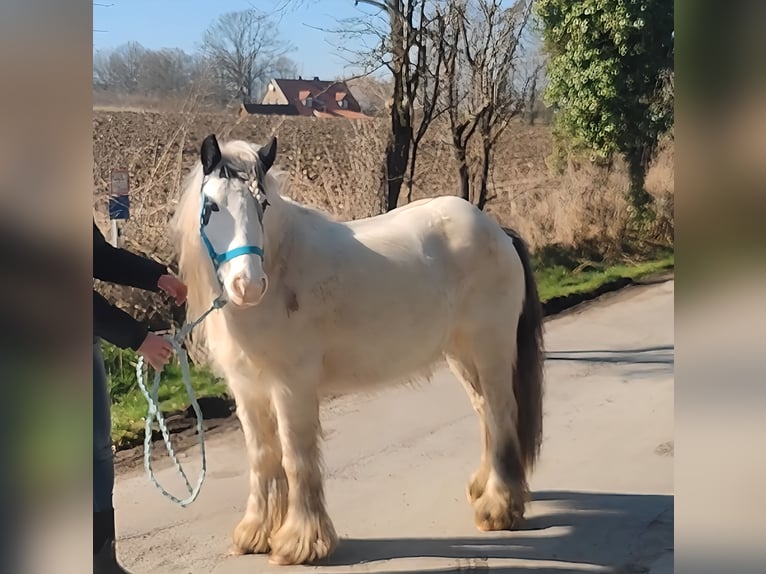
<box><xmin>201</xmin><ymin>134</ymin><xmax>222</xmax><ymax>176</ymax></box>
<box><xmin>258</xmin><ymin>136</ymin><xmax>277</xmax><ymax>172</ymax></box>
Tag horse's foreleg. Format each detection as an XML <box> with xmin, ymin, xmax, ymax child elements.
<box><xmin>230</xmin><ymin>389</ymin><xmax>287</xmax><ymax>555</ymax></box>
<box><xmin>268</xmin><ymin>385</ymin><xmax>337</xmax><ymax>566</ymax></box>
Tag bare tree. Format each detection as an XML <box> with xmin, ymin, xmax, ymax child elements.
<box><xmin>320</xmin><ymin>1</ymin><xmax>447</xmax><ymax>211</ymax></box>
<box><xmin>434</xmin><ymin>1</ymin><xmax>471</xmax><ymax>202</ymax></box>
<box><xmin>201</xmin><ymin>9</ymin><xmax>295</xmax><ymax>103</ymax></box>
<box><xmin>93</xmin><ymin>43</ymin><xmax>211</xmax><ymax>100</ymax></box>
<box><xmin>523</xmin><ymin>49</ymin><xmax>547</xmax><ymax>125</ymax></box>
<box><xmin>272</xmin><ymin>55</ymin><xmax>300</xmax><ymax>79</ymax></box>
<box><xmin>93</xmin><ymin>41</ymin><xmax>147</xmax><ymax>94</ymax></box>
<box><xmin>361</xmin><ymin>0</ymin><xmax>451</xmax><ymax>210</ymax></box>
<box><xmin>472</xmin><ymin>0</ymin><xmax>536</xmax><ymax>209</ymax></box>
<box><xmin>93</xmin><ymin>49</ymin><xmax>112</xmax><ymax>89</ymax></box>
<box><xmin>138</xmin><ymin>48</ymin><xmax>197</xmax><ymax>96</ymax></box>
<box><xmin>346</xmin><ymin>76</ymin><xmax>393</xmax><ymax>116</ymax></box>
<box><xmin>437</xmin><ymin>0</ymin><xmax>539</xmax><ymax>209</ymax></box>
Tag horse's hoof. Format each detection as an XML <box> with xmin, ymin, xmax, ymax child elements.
<box><xmin>268</xmin><ymin>512</ymin><xmax>338</xmax><ymax>565</ymax></box>
<box><xmin>475</xmin><ymin>509</ymin><xmax>523</xmax><ymax>531</ymax></box>
<box><xmin>267</xmin><ymin>553</ymin><xmax>292</xmax><ymax>566</ymax></box>
<box><xmin>472</xmin><ymin>483</ymin><xmax>525</xmax><ymax>531</ymax></box>
<box><xmin>232</xmin><ymin>514</ymin><xmax>271</xmax><ymax>554</ymax></box>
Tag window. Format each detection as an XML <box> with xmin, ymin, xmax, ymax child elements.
<box><xmin>303</xmin><ymin>96</ymin><xmax>313</xmax><ymax>108</ymax></box>
<box><xmin>338</xmin><ymin>98</ymin><xmax>348</xmax><ymax>109</ymax></box>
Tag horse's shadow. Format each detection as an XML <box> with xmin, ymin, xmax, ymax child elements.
<box><xmin>317</xmin><ymin>490</ymin><xmax>673</xmax><ymax>573</ymax></box>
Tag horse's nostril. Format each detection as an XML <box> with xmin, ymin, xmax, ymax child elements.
<box><xmin>232</xmin><ymin>276</ymin><xmax>248</xmax><ymax>299</ymax></box>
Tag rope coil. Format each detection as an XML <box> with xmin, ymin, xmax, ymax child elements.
<box><xmin>135</xmin><ymin>295</ymin><xmax>227</xmax><ymax>507</ymax></box>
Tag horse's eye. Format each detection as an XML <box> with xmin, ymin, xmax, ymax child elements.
<box><xmin>202</xmin><ymin>198</ymin><xmax>219</xmax><ymax>225</ymax></box>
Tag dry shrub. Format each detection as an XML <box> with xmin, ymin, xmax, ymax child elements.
<box><xmin>553</xmin><ymin>159</ymin><xmax>632</xmax><ymax>257</ymax></box>
<box><xmin>492</xmin><ymin>134</ymin><xmax>674</xmax><ymax>260</ymax></box>
<box><xmin>644</xmin><ymin>135</ymin><xmax>675</xmax><ymax>244</ymax></box>
<box><xmin>284</xmin><ymin>119</ymin><xmax>386</xmax><ymax>219</ymax></box>
<box><xmin>498</xmin><ymin>157</ymin><xmax>631</xmax><ymax>259</ymax></box>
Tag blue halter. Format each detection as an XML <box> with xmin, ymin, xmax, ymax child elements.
<box><xmin>199</xmin><ymin>180</ymin><xmax>264</xmax><ymax>272</ymax></box>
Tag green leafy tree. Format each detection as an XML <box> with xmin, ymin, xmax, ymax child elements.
<box><xmin>536</xmin><ymin>0</ymin><xmax>674</xmax><ymax>214</ymax></box>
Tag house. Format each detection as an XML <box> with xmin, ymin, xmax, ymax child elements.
<box><xmin>239</xmin><ymin>76</ymin><xmax>369</xmax><ymax>119</ymax></box>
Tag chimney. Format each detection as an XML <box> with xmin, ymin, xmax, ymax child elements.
<box><xmin>313</xmin><ymin>76</ymin><xmax>320</xmax><ymax>81</ymax></box>
<box><xmin>298</xmin><ymin>75</ymin><xmax>302</xmax><ymax>80</ymax></box>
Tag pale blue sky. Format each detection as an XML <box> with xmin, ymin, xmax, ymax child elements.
<box><xmin>92</xmin><ymin>0</ymin><xmax>384</xmax><ymax>80</ymax></box>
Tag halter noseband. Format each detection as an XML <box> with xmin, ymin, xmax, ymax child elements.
<box><xmin>199</xmin><ymin>167</ymin><xmax>266</xmax><ymax>272</ymax></box>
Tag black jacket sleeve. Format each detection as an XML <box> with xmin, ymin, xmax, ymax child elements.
<box><xmin>93</xmin><ymin>221</ymin><xmax>168</xmax><ymax>291</ymax></box>
<box><xmin>93</xmin><ymin>219</ymin><xmax>169</xmax><ymax>350</ymax></box>
<box><xmin>93</xmin><ymin>291</ymin><xmax>149</xmax><ymax>351</ymax></box>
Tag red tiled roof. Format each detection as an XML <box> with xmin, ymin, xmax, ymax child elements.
<box><xmin>271</xmin><ymin>78</ymin><xmax>366</xmax><ymax>117</ymax></box>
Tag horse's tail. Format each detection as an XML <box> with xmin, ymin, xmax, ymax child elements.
<box><xmin>503</xmin><ymin>227</ymin><xmax>545</xmax><ymax>472</ymax></box>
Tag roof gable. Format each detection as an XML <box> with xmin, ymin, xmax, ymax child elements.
<box><xmin>270</xmin><ymin>77</ymin><xmax>363</xmax><ymax>114</ymax></box>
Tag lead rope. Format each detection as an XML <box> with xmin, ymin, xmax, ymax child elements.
<box><xmin>135</xmin><ymin>295</ymin><xmax>227</xmax><ymax>507</ymax></box>
<box><xmin>136</xmin><ymin>169</ymin><xmax>264</xmax><ymax>506</ymax></box>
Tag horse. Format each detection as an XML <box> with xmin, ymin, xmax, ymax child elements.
<box><xmin>171</xmin><ymin>133</ymin><xmax>545</xmax><ymax>566</ymax></box>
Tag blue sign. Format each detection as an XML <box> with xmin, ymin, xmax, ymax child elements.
<box><xmin>109</xmin><ymin>194</ymin><xmax>130</xmax><ymax>220</ymax></box>
<box><xmin>109</xmin><ymin>169</ymin><xmax>130</xmax><ymax>220</ymax></box>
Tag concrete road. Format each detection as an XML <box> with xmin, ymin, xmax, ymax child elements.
<box><xmin>114</xmin><ymin>279</ymin><xmax>674</xmax><ymax>574</ymax></box>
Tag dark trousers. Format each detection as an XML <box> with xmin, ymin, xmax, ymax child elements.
<box><xmin>93</xmin><ymin>338</ymin><xmax>115</xmax><ymax>513</ymax></box>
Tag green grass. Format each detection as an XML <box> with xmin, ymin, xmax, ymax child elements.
<box><xmin>534</xmin><ymin>252</ymin><xmax>674</xmax><ymax>302</ymax></box>
<box><xmin>105</xmin><ymin>250</ymin><xmax>673</xmax><ymax>449</ymax></box>
<box><xmin>103</xmin><ymin>344</ymin><xmax>227</xmax><ymax>448</ymax></box>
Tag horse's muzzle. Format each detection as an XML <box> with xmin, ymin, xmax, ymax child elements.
<box><xmin>228</xmin><ymin>274</ymin><xmax>268</xmax><ymax>307</ymax></box>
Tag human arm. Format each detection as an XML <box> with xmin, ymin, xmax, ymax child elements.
<box><xmin>93</xmin><ymin>290</ymin><xmax>150</xmax><ymax>351</ymax></box>
<box><xmin>93</xmin><ymin>290</ymin><xmax>173</xmax><ymax>369</ymax></box>
<box><xmin>93</xmin><ymin>221</ymin><xmax>168</xmax><ymax>292</ymax></box>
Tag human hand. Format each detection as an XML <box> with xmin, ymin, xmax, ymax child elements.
<box><xmin>138</xmin><ymin>333</ymin><xmax>173</xmax><ymax>371</ymax></box>
<box><xmin>158</xmin><ymin>274</ymin><xmax>188</xmax><ymax>305</ymax></box>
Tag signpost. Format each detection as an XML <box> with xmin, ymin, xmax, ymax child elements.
<box><xmin>108</xmin><ymin>169</ymin><xmax>130</xmax><ymax>247</ymax></box>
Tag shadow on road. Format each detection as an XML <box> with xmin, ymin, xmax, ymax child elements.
<box><xmin>545</xmin><ymin>346</ymin><xmax>674</xmax><ymax>380</ymax></box>
<box><xmin>546</xmin><ymin>345</ymin><xmax>674</xmax><ymax>365</ymax></box>
<box><xmin>318</xmin><ymin>491</ymin><xmax>673</xmax><ymax>574</ymax></box>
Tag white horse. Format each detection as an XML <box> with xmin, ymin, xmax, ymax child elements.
<box><xmin>171</xmin><ymin>134</ymin><xmax>545</xmax><ymax>566</ymax></box>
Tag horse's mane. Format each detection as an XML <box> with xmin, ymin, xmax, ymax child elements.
<box><xmin>172</xmin><ymin>160</ymin><xmax>213</xmax><ymax>328</ymax></box>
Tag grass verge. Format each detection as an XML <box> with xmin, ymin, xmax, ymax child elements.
<box><xmin>105</xmin><ymin>250</ymin><xmax>673</xmax><ymax>448</ymax></box>
<box><xmin>534</xmin><ymin>251</ymin><xmax>674</xmax><ymax>302</ymax></box>
<box><xmin>103</xmin><ymin>343</ymin><xmax>227</xmax><ymax>449</ymax></box>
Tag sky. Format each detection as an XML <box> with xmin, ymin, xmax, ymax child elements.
<box><xmin>92</xmin><ymin>0</ymin><xmax>385</xmax><ymax>80</ymax></box>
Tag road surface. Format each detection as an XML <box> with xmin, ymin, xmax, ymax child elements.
<box><xmin>114</xmin><ymin>278</ymin><xmax>674</xmax><ymax>574</ymax></box>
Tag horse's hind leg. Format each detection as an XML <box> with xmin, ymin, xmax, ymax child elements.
<box><xmin>470</xmin><ymin>347</ymin><xmax>529</xmax><ymax>531</ymax></box>
<box><xmin>445</xmin><ymin>354</ymin><xmax>491</xmax><ymax>504</ymax></box>
<box><xmin>229</xmin><ymin>384</ymin><xmax>287</xmax><ymax>555</ymax></box>
<box><xmin>268</xmin><ymin>384</ymin><xmax>338</xmax><ymax>565</ymax></box>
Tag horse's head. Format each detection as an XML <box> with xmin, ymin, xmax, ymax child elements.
<box><xmin>197</xmin><ymin>133</ymin><xmax>277</xmax><ymax>308</ymax></box>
